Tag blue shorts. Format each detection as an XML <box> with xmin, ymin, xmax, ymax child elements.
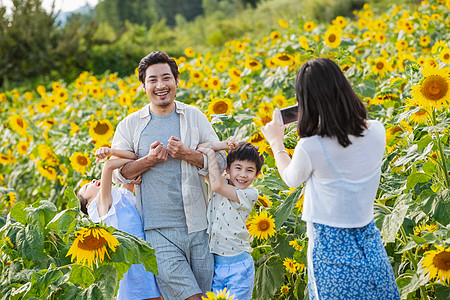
<box><xmin>212</xmin><ymin>252</ymin><xmax>255</xmax><ymax>300</ymax></box>
<box><xmin>145</xmin><ymin>228</ymin><xmax>214</xmax><ymax>300</ymax></box>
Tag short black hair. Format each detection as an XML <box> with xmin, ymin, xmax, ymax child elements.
<box><xmin>227</xmin><ymin>142</ymin><xmax>264</xmax><ymax>174</ymax></box>
<box><xmin>295</xmin><ymin>58</ymin><xmax>367</xmax><ymax>147</ymax></box>
<box><xmin>138</xmin><ymin>51</ymin><xmax>179</xmax><ymax>86</ymax></box>
<box><xmin>77</xmin><ymin>192</ymin><xmax>89</xmax><ymax>215</ymax></box>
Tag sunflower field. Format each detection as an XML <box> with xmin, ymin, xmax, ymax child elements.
<box><xmin>1</xmin><ymin>0</ymin><xmax>450</xmax><ymax>299</ymax></box>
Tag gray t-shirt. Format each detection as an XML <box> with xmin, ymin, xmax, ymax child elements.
<box><xmin>138</xmin><ymin>109</ymin><xmax>186</xmax><ymax>230</ymax></box>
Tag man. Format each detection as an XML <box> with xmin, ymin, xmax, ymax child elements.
<box><xmin>111</xmin><ymin>51</ymin><xmax>226</xmax><ymax>300</ymax></box>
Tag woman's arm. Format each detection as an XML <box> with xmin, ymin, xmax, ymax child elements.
<box><xmin>261</xmin><ymin>109</ymin><xmax>292</xmax><ymax>179</ymax></box>
<box><xmin>197</xmin><ymin>147</ymin><xmax>239</xmax><ymax>202</ymax></box>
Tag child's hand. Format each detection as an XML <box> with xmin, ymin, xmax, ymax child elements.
<box><xmin>197</xmin><ymin>147</ymin><xmax>215</xmax><ymax>156</ymax></box>
<box><xmin>95</xmin><ymin>147</ymin><xmax>112</xmax><ymax>163</ymax></box>
<box><xmin>226</xmin><ymin>136</ymin><xmax>239</xmax><ymax>150</ymax></box>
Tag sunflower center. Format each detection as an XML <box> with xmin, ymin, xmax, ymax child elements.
<box><xmin>94</xmin><ymin>122</ymin><xmax>110</xmax><ymax>135</ymax></box>
<box><xmin>250</xmin><ymin>61</ymin><xmax>258</xmax><ymax>67</ymax></box>
<box><xmin>376</xmin><ymin>62</ymin><xmax>385</xmax><ymax>70</ymax></box>
<box><xmin>16</xmin><ymin>118</ymin><xmax>24</xmax><ymax>128</ymax></box>
<box><xmin>415</xmin><ymin>110</ymin><xmax>426</xmax><ymax>116</ymax></box>
<box><xmin>257</xmin><ymin>220</ymin><xmax>270</xmax><ymax>231</ymax></box>
<box><xmin>390</xmin><ymin>125</ymin><xmax>404</xmax><ymax>136</ymax></box>
<box><xmin>250</xmin><ymin>133</ymin><xmax>264</xmax><ymax>143</ymax></box>
<box><xmin>77</xmin><ymin>156</ymin><xmax>88</xmax><ymax>166</ymax></box>
<box><xmin>78</xmin><ymin>234</ymin><xmax>107</xmax><ymax>251</ymax></box>
<box><xmin>213</xmin><ymin>101</ymin><xmax>228</xmax><ymax>114</ymax></box>
<box><xmin>279</xmin><ymin>55</ymin><xmax>290</xmax><ymax>61</ymax></box>
<box><xmin>444</xmin><ymin>53</ymin><xmax>450</xmax><ymax>60</ymax></box>
<box><xmin>432</xmin><ymin>251</ymin><xmax>450</xmax><ymax>271</ymax></box>
<box><xmin>421</xmin><ymin>75</ymin><xmax>448</xmax><ymax>101</ymax></box>
<box><xmin>328</xmin><ymin>34</ymin><xmax>336</xmax><ymax>43</ymax></box>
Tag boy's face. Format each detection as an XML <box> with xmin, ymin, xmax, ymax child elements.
<box><xmin>227</xmin><ymin>160</ymin><xmax>259</xmax><ymax>189</ymax></box>
<box><xmin>79</xmin><ymin>179</ymin><xmax>101</xmax><ymax>206</ymax></box>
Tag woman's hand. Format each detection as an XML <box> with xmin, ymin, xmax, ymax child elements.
<box><xmin>261</xmin><ymin>109</ymin><xmax>287</xmax><ymax>149</ymax></box>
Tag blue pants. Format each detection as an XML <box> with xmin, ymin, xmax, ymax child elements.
<box><xmin>212</xmin><ymin>252</ymin><xmax>255</xmax><ymax>300</ymax></box>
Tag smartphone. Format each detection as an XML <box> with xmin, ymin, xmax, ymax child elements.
<box><xmin>278</xmin><ymin>104</ymin><xmax>298</xmax><ymax>125</ymax></box>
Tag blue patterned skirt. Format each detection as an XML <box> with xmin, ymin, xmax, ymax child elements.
<box><xmin>307</xmin><ymin>220</ymin><xmax>400</xmax><ymax>300</ymax></box>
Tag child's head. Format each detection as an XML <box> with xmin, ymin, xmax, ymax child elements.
<box><xmin>77</xmin><ymin>179</ymin><xmax>101</xmax><ymax>215</ymax></box>
<box><xmin>226</xmin><ymin>142</ymin><xmax>264</xmax><ymax>189</ymax></box>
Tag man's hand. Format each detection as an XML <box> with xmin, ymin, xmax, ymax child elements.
<box><xmin>167</xmin><ymin>136</ymin><xmax>189</xmax><ymax>159</ymax></box>
<box><xmin>131</xmin><ymin>174</ymin><xmax>142</xmax><ymax>185</ymax></box>
<box><xmin>146</xmin><ymin>141</ymin><xmax>168</xmax><ymax>165</ymax></box>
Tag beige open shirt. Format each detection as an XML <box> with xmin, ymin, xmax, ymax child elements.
<box><xmin>111</xmin><ymin>101</ymin><xmax>226</xmax><ymax>234</ymax></box>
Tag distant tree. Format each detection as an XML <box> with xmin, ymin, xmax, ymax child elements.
<box><xmin>153</xmin><ymin>0</ymin><xmax>203</xmax><ymax>26</ymax></box>
<box><xmin>0</xmin><ymin>0</ymin><xmax>99</xmax><ymax>89</ymax></box>
<box><xmin>96</xmin><ymin>0</ymin><xmax>158</xmax><ymax>30</ymax></box>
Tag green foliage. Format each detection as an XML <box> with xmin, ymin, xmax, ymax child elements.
<box><xmin>0</xmin><ymin>197</ymin><xmax>157</xmax><ymax>299</ymax></box>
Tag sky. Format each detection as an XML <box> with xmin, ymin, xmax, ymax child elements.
<box><xmin>3</xmin><ymin>0</ymin><xmax>99</xmax><ymax>13</ymax></box>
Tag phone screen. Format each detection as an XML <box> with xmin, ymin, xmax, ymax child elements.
<box><xmin>278</xmin><ymin>105</ymin><xmax>298</xmax><ymax>125</ymax></box>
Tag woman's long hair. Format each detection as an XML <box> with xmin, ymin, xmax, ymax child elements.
<box><xmin>295</xmin><ymin>58</ymin><xmax>367</xmax><ymax>147</ymax></box>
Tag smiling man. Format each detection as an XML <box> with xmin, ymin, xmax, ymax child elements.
<box><xmin>111</xmin><ymin>51</ymin><xmax>227</xmax><ymax>300</ymax></box>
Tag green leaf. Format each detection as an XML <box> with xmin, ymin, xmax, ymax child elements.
<box><xmin>10</xmin><ymin>201</ymin><xmax>27</xmax><ymax>224</ymax></box>
<box><xmin>94</xmin><ymin>265</ymin><xmax>118</xmax><ymax>299</ymax></box>
<box><xmin>399</xmin><ymin>265</ymin><xmax>429</xmax><ymax>299</ymax></box>
<box><xmin>35</xmin><ymin>269</ymin><xmax>64</xmax><ymax>298</ymax></box>
<box><xmin>406</xmin><ymin>172</ymin><xmax>432</xmax><ymax>190</ymax></box>
<box><xmin>16</xmin><ymin>225</ymin><xmax>45</xmax><ymax>261</ymax></box>
<box><xmin>396</xmin><ymin>240</ymin><xmax>418</xmax><ymax>254</ymax></box>
<box><xmin>380</xmin><ymin>199</ymin><xmax>409</xmax><ymax>243</ymax></box>
<box><xmin>253</xmin><ymin>175</ymin><xmax>289</xmax><ymax>194</ymax></box>
<box><xmin>47</xmin><ymin>209</ymin><xmax>79</xmax><ymax>243</ymax></box>
<box><xmin>422</xmin><ymin>161</ymin><xmax>437</xmax><ymax>175</ymax></box>
<box><xmin>253</xmin><ymin>257</ymin><xmax>286</xmax><ymax>300</ymax></box>
<box><xmin>65</xmin><ymin>187</ymin><xmax>80</xmax><ymax>209</ymax></box>
<box><xmin>111</xmin><ymin>229</ymin><xmax>158</xmax><ymax>275</ymax></box>
<box><xmin>435</xmin><ymin>284</ymin><xmax>450</xmax><ymax>300</ymax></box>
<box><xmin>421</xmin><ymin>190</ymin><xmax>450</xmax><ymax>226</ymax></box>
<box><xmin>274</xmin><ymin>188</ymin><xmax>302</xmax><ymax>230</ymax></box>
<box><xmin>69</xmin><ymin>265</ymin><xmax>95</xmax><ymax>287</ymax></box>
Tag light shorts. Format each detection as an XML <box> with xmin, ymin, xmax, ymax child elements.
<box><xmin>145</xmin><ymin>227</ymin><xmax>214</xmax><ymax>300</ymax></box>
<box><xmin>212</xmin><ymin>251</ymin><xmax>255</xmax><ymax>300</ymax></box>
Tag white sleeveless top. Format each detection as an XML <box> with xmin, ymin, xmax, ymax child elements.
<box><xmin>282</xmin><ymin>120</ymin><xmax>385</xmax><ymax>228</ymax></box>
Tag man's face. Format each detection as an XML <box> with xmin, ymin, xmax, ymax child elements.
<box><xmin>143</xmin><ymin>63</ymin><xmax>178</xmax><ymax>113</ymax></box>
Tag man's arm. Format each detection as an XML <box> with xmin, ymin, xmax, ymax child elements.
<box><xmin>120</xmin><ymin>141</ymin><xmax>168</xmax><ymax>179</ymax></box>
<box><xmin>167</xmin><ymin>136</ymin><xmax>204</xmax><ymax>168</ymax></box>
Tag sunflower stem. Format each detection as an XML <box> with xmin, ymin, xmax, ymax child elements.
<box><xmin>431</xmin><ymin>110</ymin><xmax>450</xmax><ymax>188</ymax></box>
<box><xmin>399</xmin><ymin>226</ymin><xmax>427</xmax><ymax>300</ymax></box>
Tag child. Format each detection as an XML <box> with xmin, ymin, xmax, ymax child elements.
<box><xmin>197</xmin><ymin>139</ymin><xmax>264</xmax><ymax>300</ymax></box>
<box><xmin>77</xmin><ymin>147</ymin><xmax>162</xmax><ymax>300</ymax></box>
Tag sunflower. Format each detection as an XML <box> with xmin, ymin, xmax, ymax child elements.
<box><xmin>70</xmin><ymin>152</ymin><xmax>91</xmax><ymax>174</ymax></box>
<box><xmin>207</xmin><ymin>98</ymin><xmax>233</xmax><ymax>115</ymax></box>
<box><xmin>283</xmin><ymin>258</ymin><xmax>303</xmax><ymax>274</ymax></box>
<box><xmin>226</xmin><ymin>81</ymin><xmax>239</xmax><ymax>94</ymax></box>
<box><xmin>215</xmin><ymin>61</ymin><xmax>228</xmax><ymax>73</ymax></box>
<box><xmin>117</xmin><ymin>93</ymin><xmax>132</xmax><ymax>107</ymax></box>
<box><xmin>289</xmin><ymin>240</ymin><xmax>303</xmax><ymax>251</ymax></box>
<box><xmin>257</xmin><ymin>194</ymin><xmax>272</xmax><ymax>208</ymax></box>
<box><xmin>280</xmin><ymin>285</ymin><xmax>290</xmax><ymax>294</ymax></box>
<box><xmin>17</xmin><ymin>140</ymin><xmax>29</xmax><ymax>155</ymax></box>
<box><xmin>66</xmin><ymin>226</ymin><xmax>120</xmax><ymax>268</ymax></box>
<box><xmin>4</xmin><ymin>192</ymin><xmax>17</xmax><ymax>207</ymax></box>
<box><xmin>36</xmin><ymin>102</ymin><xmax>52</xmax><ymax>114</ymax></box>
<box><xmin>270</xmin><ymin>30</ymin><xmax>281</xmax><ymax>40</ymax></box>
<box><xmin>264</xmin><ymin>58</ymin><xmax>277</xmax><ymax>69</ymax></box>
<box><xmin>9</xmin><ymin>114</ymin><xmax>27</xmax><ymax>136</ymax></box>
<box><xmin>245</xmin><ymin>59</ymin><xmax>262</xmax><ymax>72</ymax></box>
<box><xmin>273</xmin><ymin>53</ymin><xmax>295</xmax><ymax>68</ymax></box>
<box><xmin>70</xmin><ymin>122</ymin><xmax>80</xmax><ymax>136</ymax></box>
<box><xmin>278</xmin><ymin>18</ymin><xmax>289</xmax><ymax>29</ymax></box>
<box><xmin>439</xmin><ymin>48</ymin><xmax>450</xmax><ymax>64</ymax></box>
<box><xmin>248</xmin><ymin>210</ymin><xmax>276</xmax><ymax>240</ymax></box>
<box><xmin>37</xmin><ymin>144</ymin><xmax>59</xmax><ymax>166</ymax></box>
<box><xmin>0</xmin><ymin>153</ymin><xmax>16</xmax><ymax>165</ymax></box>
<box><xmin>421</xmin><ymin>246</ymin><xmax>450</xmax><ymax>284</ymax></box>
<box><xmin>303</xmin><ymin>21</ymin><xmax>316</xmax><ymax>32</ymax></box>
<box><xmin>405</xmin><ymin>98</ymin><xmax>429</xmax><ymax>124</ymax></box>
<box><xmin>419</xmin><ymin>36</ymin><xmax>431</xmax><ymax>47</ymax></box>
<box><xmin>190</xmin><ymin>70</ymin><xmax>205</xmax><ymax>84</ymax></box>
<box><xmin>36</xmin><ymin>162</ymin><xmax>57</xmax><ymax>180</ymax></box>
<box><xmin>228</xmin><ymin>67</ymin><xmax>242</xmax><ymax>82</ymax></box>
<box><xmin>295</xmin><ymin>193</ymin><xmax>304</xmax><ymax>211</ymax></box>
<box><xmin>411</xmin><ymin>65</ymin><xmax>450</xmax><ymax>110</ymax></box>
<box><xmin>323</xmin><ymin>26</ymin><xmax>342</xmax><ymax>49</ymax></box>
<box><xmin>272</xmin><ymin>94</ymin><xmax>287</xmax><ymax>107</ymax></box>
<box><xmin>202</xmin><ymin>288</ymin><xmax>234</xmax><ymax>300</ymax></box>
<box><xmin>89</xmin><ymin>119</ymin><xmax>114</xmax><ymax>143</ymax></box>
<box><xmin>248</xmin><ymin>132</ymin><xmax>266</xmax><ymax>149</ymax></box>
<box><xmin>414</xmin><ymin>223</ymin><xmax>438</xmax><ymax>237</ymax></box>
<box><xmin>208</xmin><ymin>77</ymin><xmax>222</xmax><ymax>91</ymax></box>
<box><xmin>371</xmin><ymin>57</ymin><xmax>390</xmax><ymax>78</ymax></box>
<box><xmin>298</xmin><ymin>36</ymin><xmax>309</xmax><ymax>50</ymax></box>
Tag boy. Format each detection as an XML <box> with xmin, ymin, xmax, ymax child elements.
<box><xmin>197</xmin><ymin>140</ymin><xmax>264</xmax><ymax>300</ymax></box>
